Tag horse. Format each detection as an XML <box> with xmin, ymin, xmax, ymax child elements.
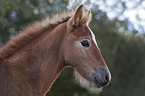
<box><xmin>0</xmin><ymin>5</ymin><xmax>111</xmax><ymax>96</ymax></box>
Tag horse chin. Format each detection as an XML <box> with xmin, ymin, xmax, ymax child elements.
<box><xmin>74</xmin><ymin>70</ymin><xmax>102</xmax><ymax>94</ymax></box>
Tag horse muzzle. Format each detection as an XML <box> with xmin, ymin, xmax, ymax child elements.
<box><xmin>91</xmin><ymin>67</ymin><xmax>111</xmax><ymax>88</ymax></box>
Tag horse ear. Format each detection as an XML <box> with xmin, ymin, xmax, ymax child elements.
<box><xmin>82</xmin><ymin>10</ymin><xmax>92</xmax><ymax>25</ymax></box>
<box><xmin>71</xmin><ymin>4</ymin><xmax>84</xmax><ymax>26</ymax></box>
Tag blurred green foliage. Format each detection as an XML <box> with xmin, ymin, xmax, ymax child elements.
<box><xmin>0</xmin><ymin>0</ymin><xmax>145</xmax><ymax>96</ymax></box>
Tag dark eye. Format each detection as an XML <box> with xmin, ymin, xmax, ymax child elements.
<box><xmin>81</xmin><ymin>40</ymin><xmax>90</xmax><ymax>47</ymax></box>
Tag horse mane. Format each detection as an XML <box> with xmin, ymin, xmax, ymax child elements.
<box><xmin>0</xmin><ymin>11</ymin><xmax>74</xmax><ymax>60</ymax></box>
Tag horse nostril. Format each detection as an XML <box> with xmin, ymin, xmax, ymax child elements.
<box><xmin>92</xmin><ymin>67</ymin><xmax>111</xmax><ymax>88</ymax></box>
<box><xmin>99</xmin><ymin>73</ymin><xmax>110</xmax><ymax>87</ymax></box>
<box><xmin>105</xmin><ymin>73</ymin><xmax>109</xmax><ymax>83</ymax></box>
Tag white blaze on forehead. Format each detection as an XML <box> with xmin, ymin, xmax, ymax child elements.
<box><xmin>88</xmin><ymin>27</ymin><xmax>100</xmax><ymax>50</ymax></box>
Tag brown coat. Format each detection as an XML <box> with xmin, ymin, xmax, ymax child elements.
<box><xmin>0</xmin><ymin>5</ymin><xmax>111</xmax><ymax>96</ymax></box>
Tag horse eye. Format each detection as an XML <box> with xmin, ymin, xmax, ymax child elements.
<box><xmin>81</xmin><ymin>40</ymin><xmax>90</xmax><ymax>47</ymax></box>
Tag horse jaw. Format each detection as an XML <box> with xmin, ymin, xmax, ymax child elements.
<box><xmin>74</xmin><ymin>70</ymin><xmax>102</xmax><ymax>94</ymax></box>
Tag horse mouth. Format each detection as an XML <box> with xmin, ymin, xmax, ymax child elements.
<box><xmin>92</xmin><ymin>77</ymin><xmax>107</xmax><ymax>88</ymax></box>
<box><xmin>91</xmin><ymin>73</ymin><xmax>110</xmax><ymax>88</ymax></box>
<box><xmin>92</xmin><ymin>77</ymin><xmax>102</xmax><ymax>88</ymax></box>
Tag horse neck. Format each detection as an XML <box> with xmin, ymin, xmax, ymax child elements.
<box><xmin>6</xmin><ymin>22</ymin><xmax>67</xmax><ymax>96</ymax></box>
